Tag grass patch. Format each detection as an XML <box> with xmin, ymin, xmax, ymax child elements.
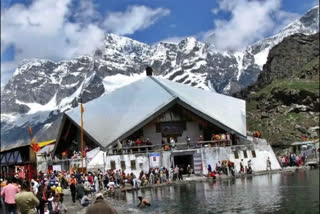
<box><xmin>255</xmin><ymin>79</ymin><xmax>319</xmax><ymax>97</ymax></box>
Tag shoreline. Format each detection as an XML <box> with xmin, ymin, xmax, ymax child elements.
<box><xmin>112</xmin><ymin>165</ymin><xmax>315</xmax><ymax>193</ymax></box>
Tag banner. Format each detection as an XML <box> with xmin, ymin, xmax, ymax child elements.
<box><xmin>86</xmin><ymin>147</ymin><xmax>100</xmax><ymax>163</ymax></box>
<box><xmin>149</xmin><ymin>153</ymin><xmax>160</xmax><ymax>168</ymax></box>
<box><xmin>53</xmin><ymin>165</ymin><xmax>62</xmax><ymax>172</ymax></box>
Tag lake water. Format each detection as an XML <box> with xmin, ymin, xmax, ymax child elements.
<box><xmin>109</xmin><ymin>169</ymin><xmax>319</xmax><ymax>214</ymax></box>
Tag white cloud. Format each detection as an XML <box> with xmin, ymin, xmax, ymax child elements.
<box><xmin>207</xmin><ymin>0</ymin><xmax>300</xmax><ymax>50</ymax></box>
<box><xmin>103</xmin><ymin>5</ymin><xmax>170</xmax><ymax>35</ymax></box>
<box><xmin>160</xmin><ymin>36</ymin><xmax>185</xmax><ymax>44</ymax></box>
<box><xmin>1</xmin><ymin>0</ymin><xmax>170</xmax><ymax>87</ymax></box>
<box><xmin>1</xmin><ymin>61</ymin><xmax>17</xmax><ymax>90</ymax></box>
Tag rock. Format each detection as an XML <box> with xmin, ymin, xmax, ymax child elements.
<box><xmin>302</xmin><ymin>96</ymin><xmax>313</xmax><ymax>105</ymax></box>
<box><xmin>287</xmin><ymin>104</ymin><xmax>312</xmax><ymax>113</ymax></box>
<box><xmin>308</xmin><ymin>126</ymin><xmax>320</xmax><ymax>137</ymax></box>
<box><xmin>295</xmin><ymin>125</ymin><xmax>308</xmax><ymax>134</ymax></box>
<box><xmin>261</xmin><ymin>112</ymin><xmax>269</xmax><ymax>119</ymax></box>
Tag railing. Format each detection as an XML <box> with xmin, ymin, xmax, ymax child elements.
<box><xmin>106</xmin><ymin>139</ymin><xmax>232</xmax><ymax>156</ymax></box>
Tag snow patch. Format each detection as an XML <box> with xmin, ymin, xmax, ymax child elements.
<box><xmin>103</xmin><ymin>73</ymin><xmax>145</xmax><ymax>94</ymax></box>
<box><xmin>64</xmin><ymin>81</ymin><xmax>79</xmax><ymax>88</ymax></box>
<box><xmin>234</xmin><ymin>51</ymin><xmax>244</xmax><ymax>80</ymax></box>
<box><xmin>254</xmin><ymin>48</ymin><xmax>270</xmax><ymax>68</ymax></box>
<box><xmin>16</xmin><ymin>93</ymin><xmax>58</xmax><ymax>115</ymax></box>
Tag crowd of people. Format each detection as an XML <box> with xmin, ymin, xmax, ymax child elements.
<box><xmin>1</xmin><ymin>164</ymin><xmax>196</xmax><ymax>214</ymax></box>
<box><xmin>0</xmin><ymin>169</ymin><xmax>121</xmax><ymax>214</ymax></box>
<box><xmin>279</xmin><ymin>153</ymin><xmax>304</xmax><ymax>167</ymax></box>
<box><xmin>110</xmin><ymin>133</ymin><xmax>233</xmax><ymax>155</ymax></box>
<box><xmin>207</xmin><ymin>159</ymin><xmax>255</xmax><ymax>179</ymax></box>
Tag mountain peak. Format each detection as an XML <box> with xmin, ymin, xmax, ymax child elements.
<box><xmin>299</xmin><ymin>5</ymin><xmax>319</xmax><ymax>28</ymax></box>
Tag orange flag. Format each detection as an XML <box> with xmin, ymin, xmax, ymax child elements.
<box><xmin>80</xmin><ymin>103</ymin><xmax>85</xmax><ymax>113</ymax></box>
<box><xmin>30</xmin><ymin>137</ymin><xmax>40</xmax><ymax>152</ymax></box>
<box><xmin>28</xmin><ymin>126</ymin><xmax>33</xmax><ymax>136</ymax></box>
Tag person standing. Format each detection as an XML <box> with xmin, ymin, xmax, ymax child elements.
<box><xmin>240</xmin><ymin>159</ymin><xmax>244</xmax><ymax>173</ymax></box>
<box><xmin>186</xmin><ymin>136</ymin><xmax>191</xmax><ymax>148</ymax></box>
<box><xmin>178</xmin><ymin>166</ymin><xmax>183</xmax><ymax>181</ymax></box>
<box><xmin>207</xmin><ymin>164</ymin><xmax>212</xmax><ymax>173</ymax></box>
<box><xmin>1</xmin><ymin>177</ymin><xmax>19</xmax><ymax>214</ymax></box>
<box><xmin>76</xmin><ymin>181</ymin><xmax>85</xmax><ymax>201</ymax></box>
<box><xmin>15</xmin><ymin>180</ymin><xmax>39</xmax><ymax>214</ymax></box>
<box><xmin>70</xmin><ymin>175</ymin><xmax>77</xmax><ymax>203</ymax></box>
<box><xmin>266</xmin><ymin>157</ymin><xmax>272</xmax><ymax>171</ymax></box>
<box><xmin>174</xmin><ymin>166</ymin><xmax>179</xmax><ymax>181</ymax></box>
<box><xmin>187</xmin><ymin>165</ymin><xmax>192</xmax><ymax>177</ymax></box>
<box><xmin>36</xmin><ymin>185</ymin><xmax>46</xmax><ymax>214</ymax></box>
<box><xmin>248</xmin><ymin>160</ymin><xmax>252</xmax><ymax>170</ymax></box>
<box><xmin>94</xmin><ymin>174</ymin><xmax>100</xmax><ymax>193</ymax></box>
<box><xmin>117</xmin><ymin>140</ymin><xmax>122</xmax><ymax>154</ymax></box>
<box><xmin>170</xmin><ymin>138</ymin><xmax>176</xmax><ymax>149</ymax></box>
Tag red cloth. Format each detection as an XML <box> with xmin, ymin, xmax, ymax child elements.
<box><xmin>209</xmin><ymin>172</ymin><xmax>216</xmax><ymax>177</ymax></box>
<box><xmin>136</xmin><ymin>139</ymin><xmax>141</xmax><ymax>146</ymax></box>
<box><xmin>88</xmin><ymin>175</ymin><xmax>93</xmax><ymax>185</ymax></box>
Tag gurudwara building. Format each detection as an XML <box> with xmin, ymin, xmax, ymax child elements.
<box><xmin>53</xmin><ymin>69</ymin><xmax>281</xmax><ymax>175</ymax></box>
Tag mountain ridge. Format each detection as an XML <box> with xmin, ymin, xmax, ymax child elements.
<box><xmin>1</xmin><ymin>6</ymin><xmax>319</xmax><ymax>150</ymax></box>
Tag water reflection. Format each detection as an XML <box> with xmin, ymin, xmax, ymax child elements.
<box><xmin>116</xmin><ymin>169</ymin><xmax>319</xmax><ymax>214</ymax></box>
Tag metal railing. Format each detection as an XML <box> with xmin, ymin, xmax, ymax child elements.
<box><xmin>106</xmin><ymin>139</ymin><xmax>233</xmax><ymax>155</ymax></box>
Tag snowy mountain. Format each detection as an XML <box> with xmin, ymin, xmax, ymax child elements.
<box><xmin>1</xmin><ymin>6</ymin><xmax>319</xmax><ymax>150</ymax></box>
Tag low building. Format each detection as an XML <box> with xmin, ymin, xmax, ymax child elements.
<box><xmin>0</xmin><ymin>144</ymin><xmax>37</xmax><ymax>179</ymax></box>
<box><xmin>53</xmin><ymin>69</ymin><xmax>281</xmax><ymax>174</ymax></box>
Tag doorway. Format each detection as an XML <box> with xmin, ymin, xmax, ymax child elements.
<box><xmin>173</xmin><ymin>155</ymin><xmax>193</xmax><ymax>174</ymax></box>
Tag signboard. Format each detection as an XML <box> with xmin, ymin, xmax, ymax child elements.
<box><xmin>149</xmin><ymin>153</ymin><xmax>160</xmax><ymax>168</ymax></box>
<box><xmin>52</xmin><ymin>164</ymin><xmax>62</xmax><ymax>172</ymax></box>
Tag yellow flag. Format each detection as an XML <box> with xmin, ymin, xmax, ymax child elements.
<box><xmin>80</xmin><ymin>103</ymin><xmax>84</xmax><ymax>113</ymax></box>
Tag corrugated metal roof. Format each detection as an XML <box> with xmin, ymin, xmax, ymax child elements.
<box><xmin>66</xmin><ymin>77</ymin><xmax>175</xmax><ymax>148</ymax></box>
<box><xmin>64</xmin><ymin>76</ymin><xmax>246</xmax><ymax>149</ymax></box>
<box><xmin>155</xmin><ymin>77</ymin><xmax>246</xmax><ymax>136</ymax></box>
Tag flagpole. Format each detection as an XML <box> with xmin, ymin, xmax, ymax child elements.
<box><xmin>81</xmin><ymin>103</ymin><xmax>84</xmax><ymax>173</ymax></box>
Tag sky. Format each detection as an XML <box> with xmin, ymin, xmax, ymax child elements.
<box><xmin>1</xmin><ymin>0</ymin><xmax>318</xmax><ymax>88</ymax></box>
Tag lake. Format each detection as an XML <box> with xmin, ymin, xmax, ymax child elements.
<box><xmin>108</xmin><ymin>169</ymin><xmax>319</xmax><ymax>214</ymax></box>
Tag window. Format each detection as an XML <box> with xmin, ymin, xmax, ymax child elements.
<box><xmin>121</xmin><ymin>161</ymin><xmax>126</xmax><ymax>170</ymax></box>
<box><xmin>251</xmin><ymin>150</ymin><xmax>256</xmax><ymax>158</ymax></box>
<box><xmin>131</xmin><ymin>160</ymin><xmax>136</xmax><ymax>170</ymax></box>
<box><xmin>110</xmin><ymin>160</ymin><xmax>116</xmax><ymax>170</ymax></box>
<box><xmin>243</xmin><ymin>150</ymin><xmax>248</xmax><ymax>158</ymax></box>
<box><xmin>234</xmin><ymin>151</ymin><xmax>239</xmax><ymax>159</ymax></box>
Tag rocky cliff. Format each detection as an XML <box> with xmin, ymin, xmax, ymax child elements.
<box><xmin>242</xmin><ymin>33</ymin><xmax>319</xmax><ymax>149</ymax></box>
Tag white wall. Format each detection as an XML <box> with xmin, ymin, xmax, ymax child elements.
<box><xmin>104</xmin><ymin>154</ymin><xmax>150</xmax><ymax>175</ymax></box>
<box><xmin>104</xmin><ymin>151</ymin><xmax>173</xmax><ymax>176</ymax></box>
<box><xmin>104</xmin><ymin>141</ymin><xmax>281</xmax><ymax>176</ymax></box>
<box><xmin>201</xmin><ymin>143</ymin><xmax>281</xmax><ymax>174</ymax></box>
